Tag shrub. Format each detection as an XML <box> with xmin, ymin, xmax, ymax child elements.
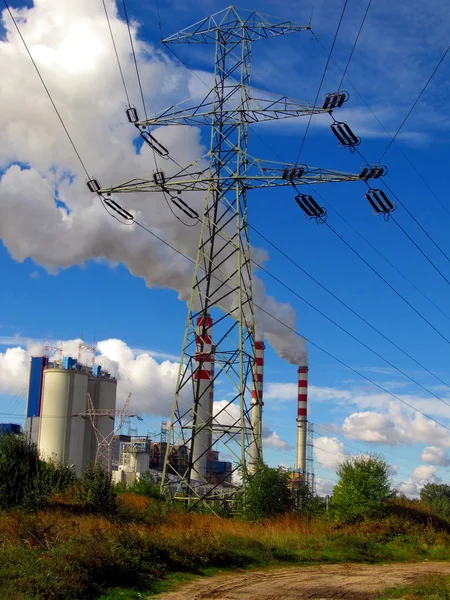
<box><xmin>239</xmin><ymin>464</ymin><xmax>292</xmax><ymax>520</ymax></box>
<box><xmin>77</xmin><ymin>463</ymin><xmax>117</xmax><ymax>514</ymax></box>
<box><xmin>332</xmin><ymin>455</ymin><xmax>392</xmax><ymax>522</ymax></box>
<box><xmin>127</xmin><ymin>472</ymin><xmax>163</xmax><ymax>501</ymax></box>
<box><xmin>420</xmin><ymin>483</ymin><xmax>450</xmax><ymax>520</ymax></box>
<box><xmin>0</xmin><ymin>433</ymin><xmax>51</xmax><ymax>510</ymax></box>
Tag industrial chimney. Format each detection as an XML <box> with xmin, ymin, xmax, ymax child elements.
<box><xmin>249</xmin><ymin>340</ymin><xmax>265</xmax><ymax>473</ymax></box>
<box><xmin>296</xmin><ymin>365</ymin><xmax>308</xmax><ymax>477</ymax></box>
<box><xmin>191</xmin><ymin>313</ymin><xmax>214</xmax><ymax>481</ymax></box>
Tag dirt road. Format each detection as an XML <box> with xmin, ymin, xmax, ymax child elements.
<box><xmin>156</xmin><ymin>561</ymin><xmax>450</xmax><ymax>599</ymax></box>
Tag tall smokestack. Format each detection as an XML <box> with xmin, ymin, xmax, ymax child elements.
<box><xmin>249</xmin><ymin>341</ymin><xmax>265</xmax><ymax>474</ymax></box>
<box><xmin>191</xmin><ymin>313</ymin><xmax>214</xmax><ymax>482</ymax></box>
<box><xmin>296</xmin><ymin>365</ymin><xmax>308</xmax><ymax>476</ymax></box>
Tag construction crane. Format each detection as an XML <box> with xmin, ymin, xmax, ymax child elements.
<box><xmin>90</xmin><ymin>7</ymin><xmax>385</xmax><ymax>507</ymax></box>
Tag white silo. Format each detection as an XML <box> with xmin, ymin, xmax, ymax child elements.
<box><xmin>38</xmin><ymin>367</ymin><xmax>89</xmax><ymax>475</ymax></box>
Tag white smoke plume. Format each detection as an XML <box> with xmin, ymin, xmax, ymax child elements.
<box><xmin>0</xmin><ymin>0</ymin><xmax>306</xmax><ymax>364</ymax></box>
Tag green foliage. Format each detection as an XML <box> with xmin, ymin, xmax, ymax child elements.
<box><xmin>420</xmin><ymin>483</ymin><xmax>450</xmax><ymax>520</ymax></box>
<box><xmin>0</xmin><ymin>433</ymin><xmax>52</xmax><ymax>510</ymax></box>
<box><xmin>332</xmin><ymin>455</ymin><xmax>392</xmax><ymax>522</ymax></box>
<box><xmin>239</xmin><ymin>464</ymin><xmax>293</xmax><ymax>520</ymax></box>
<box><xmin>40</xmin><ymin>459</ymin><xmax>76</xmax><ymax>494</ymax></box>
<box><xmin>127</xmin><ymin>472</ymin><xmax>163</xmax><ymax>501</ymax></box>
<box><xmin>295</xmin><ymin>484</ymin><xmax>327</xmax><ymax>517</ymax></box>
<box><xmin>380</xmin><ymin>575</ymin><xmax>450</xmax><ymax>599</ymax></box>
<box><xmin>77</xmin><ymin>463</ymin><xmax>117</xmax><ymax>514</ymax></box>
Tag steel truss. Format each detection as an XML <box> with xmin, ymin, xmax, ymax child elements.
<box><xmin>100</xmin><ymin>7</ymin><xmax>375</xmax><ymax>507</ymax></box>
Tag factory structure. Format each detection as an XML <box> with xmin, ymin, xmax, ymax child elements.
<box><xmin>17</xmin><ymin>326</ymin><xmax>313</xmax><ymax>492</ymax></box>
<box><xmin>22</xmin><ymin>339</ymin><xmax>234</xmax><ymax>485</ymax></box>
<box><xmin>25</xmin><ymin>354</ymin><xmax>118</xmax><ymax>475</ymax></box>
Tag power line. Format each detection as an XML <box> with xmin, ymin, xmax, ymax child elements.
<box><xmin>320</xmin><ymin>195</ymin><xmax>450</xmax><ymax>323</ymax></box>
<box><xmin>249</xmin><ymin>223</ymin><xmax>450</xmax><ymax>391</ymax></box>
<box><xmin>310</xmin><ymin>31</ymin><xmax>450</xmax><ymax>221</ymax></box>
<box><xmin>383</xmin><ymin>180</ymin><xmax>450</xmax><ymax>268</ymax></box>
<box><xmin>98</xmin><ymin>196</ymin><xmax>450</xmax><ymax>435</ymax></box>
<box><xmin>324</xmin><ymin>220</ymin><xmax>450</xmax><ymax>347</ymax></box>
<box><xmin>295</xmin><ymin>0</ymin><xmax>349</xmax><ymax>163</ymax></box>
<box><xmin>101</xmin><ymin>0</ymin><xmax>131</xmax><ymax>107</ymax></box>
<box><xmin>378</xmin><ymin>44</ymin><xmax>450</xmax><ymax>163</ymax></box>
<box><xmin>251</xmin><ymin>254</ymin><xmax>450</xmax><ymax>410</ymax></box>
<box><xmin>3</xmin><ymin>0</ymin><xmax>90</xmax><ymax>179</ymax></box>
<box><xmin>121</xmin><ymin>0</ymin><xmax>148</xmax><ymax>123</ymax></box>
<box><xmin>348</xmin><ymin>145</ymin><xmax>450</xmax><ymax>286</ymax></box>
<box><xmin>337</xmin><ymin>0</ymin><xmax>372</xmax><ymax>91</ymax></box>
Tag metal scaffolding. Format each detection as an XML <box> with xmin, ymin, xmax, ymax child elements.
<box><xmin>99</xmin><ymin>7</ymin><xmax>375</xmax><ymax>506</ymax></box>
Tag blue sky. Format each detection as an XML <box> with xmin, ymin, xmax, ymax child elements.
<box><xmin>1</xmin><ymin>0</ymin><xmax>450</xmax><ymax>495</ymax></box>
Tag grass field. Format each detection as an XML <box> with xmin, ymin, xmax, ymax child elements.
<box><xmin>380</xmin><ymin>575</ymin><xmax>450</xmax><ymax>599</ymax></box>
<box><xmin>1</xmin><ymin>494</ymin><xmax>450</xmax><ymax>599</ymax></box>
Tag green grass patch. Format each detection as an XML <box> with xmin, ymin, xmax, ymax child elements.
<box><xmin>379</xmin><ymin>575</ymin><xmax>450</xmax><ymax>599</ymax></box>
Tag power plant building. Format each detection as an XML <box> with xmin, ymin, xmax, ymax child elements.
<box><xmin>25</xmin><ymin>356</ymin><xmax>117</xmax><ymax>476</ymax></box>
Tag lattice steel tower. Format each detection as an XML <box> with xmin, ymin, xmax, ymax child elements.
<box><xmin>97</xmin><ymin>6</ymin><xmax>378</xmax><ymax>506</ymax></box>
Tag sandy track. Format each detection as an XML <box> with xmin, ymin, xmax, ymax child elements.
<box><xmin>155</xmin><ymin>561</ymin><xmax>450</xmax><ymax>599</ymax></box>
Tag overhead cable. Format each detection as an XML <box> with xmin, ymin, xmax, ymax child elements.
<box><xmin>378</xmin><ymin>44</ymin><xmax>450</xmax><ymax>163</ymax></box>
<box><xmin>249</xmin><ymin>223</ymin><xmax>450</xmax><ymax>391</ymax></box>
<box><xmin>3</xmin><ymin>0</ymin><xmax>90</xmax><ymax>179</ymax></box>
<box><xmin>99</xmin><ymin>196</ymin><xmax>450</xmax><ymax>434</ymax></box>
<box><xmin>101</xmin><ymin>0</ymin><xmax>131</xmax><ymax>107</ymax></box>
<box><xmin>295</xmin><ymin>0</ymin><xmax>349</xmax><ymax>163</ymax></box>
<box><xmin>337</xmin><ymin>0</ymin><xmax>372</xmax><ymax>91</ymax></box>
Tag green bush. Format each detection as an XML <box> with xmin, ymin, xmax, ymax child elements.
<box><xmin>127</xmin><ymin>472</ymin><xmax>163</xmax><ymax>501</ymax></box>
<box><xmin>332</xmin><ymin>455</ymin><xmax>392</xmax><ymax>522</ymax></box>
<box><xmin>0</xmin><ymin>433</ymin><xmax>51</xmax><ymax>510</ymax></box>
<box><xmin>239</xmin><ymin>464</ymin><xmax>292</xmax><ymax>520</ymax></box>
<box><xmin>77</xmin><ymin>463</ymin><xmax>117</xmax><ymax>514</ymax></box>
<box><xmin>420</xmin><ymin>483</ymin><xmax>450</xmax><ymax>520</ymax></box>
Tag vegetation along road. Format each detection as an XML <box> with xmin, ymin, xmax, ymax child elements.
<box><xmin>157</xmin><ymin>562</ymin><xmax>450</xmax><ymax>599</ymax></box>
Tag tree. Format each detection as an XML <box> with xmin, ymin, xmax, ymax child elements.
<box><xmin>420</xmin><ymin>483</ymin><xmax>450</xmax><ymax>519</ymax></box>
<box><xmin>78</xmin><ymin>463</ymin><xmax>117</xmax><ymax>513</ymax></box>
<box><xmin>294</xmin><ymin>483</ymin><xmax>327</xmax><ymax>517</ymax></box>
<box><xmin>240</xmin><ymin>464</ymin><xmax>292</xmax><ymax>520</ymax></box>
<box><xmin>332</xmin><ymin>455</ymin><xmax>392</xmax><ymax>522</ymax></box>
<box><xmin>0</xmin><ymin>433</ymin><xmax>50</xmax><ymax>510</ymax></box>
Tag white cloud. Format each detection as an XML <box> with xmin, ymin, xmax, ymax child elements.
<box><xmin>399</xmin><ymin>465</ymin><xmax>442</xmax><ymax>498</ymax></box>
<box><xmin>265</xmin><ymin>382</ymin><xmax>297</xmax><ymax>401</ymax></box>
<box><xmin>421</xmin><ymin>446</ymin><xmax>450</xmax><ymax>466</ymax></box>
<box><xmin>263</xmin><ymin>431</ymin><xmax>291</xmax><ymax>450</ymax></box>
<box><xmin>315</xmin><ymin>436</ymin><xmax>346</xmax><ymax>470</ymax></box>
<box><xmin>0</xmin><ymin>0</ymin><xmax>307</xmax><ymax>367</ymax></box>
<box><xmin>342</xmin><ymin>407</ymin><xmax>450</xmax><ymax>448</ymax></box>
<box><xmin>315</xmin><ymin>478</ymin><xmax>335</xmax><ymax>497</ymax></box>
<box><xmin>0</xmin><ymin>337</ymin><xmax>178</xmax><ymax>416</ymax></box>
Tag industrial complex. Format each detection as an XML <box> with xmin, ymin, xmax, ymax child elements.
<box><xmin>1</xmin><ymin>321</ymin><xmax>313</xmax><ymax>497</ymax></box>
<box><xmin>0</xmin><ymin>320</ymin><xmax>313</xmax><ymax>496</ymax></box>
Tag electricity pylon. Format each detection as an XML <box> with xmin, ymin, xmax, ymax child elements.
<box><xmin>98</xmin><ymin>7</ymin><xmax>379</xmax><ymax>506</ymax></box>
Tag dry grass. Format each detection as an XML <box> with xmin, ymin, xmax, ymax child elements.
<box><xmin>1</xmin><ymin>502</ymin><xmax>450</xmax><ymax>599</ymax></box>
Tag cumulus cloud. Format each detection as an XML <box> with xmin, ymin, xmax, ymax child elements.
<box><xmin>399</xmin><ymin>465</ymin><xmax>442</xmax><ymax>498</ymax></box>
<box><xmin>0</xmin><ymin>0</ymin><xmax>307</xmax><ymax>366</ymax></box>
<box><xmin>342</xmin><ymin>407</ymin><xmax>450</xmax><ymax>448</ymax></box>
<box><xmin>314</xmin><ymin>436</ymin><xmax>346</xmax><ymax>470</ymax></box>
<box><xmin>421</xmin><ymin>446</ymin><xmax>450</xmax><ymax>466</ymax></box>
<box><xmin>315</xmin><ymin>478</ymin><xmax>335</xmax><ymax>497</ymax></box>
<box><xmin>0</xmin><ymin>337</ymin><xmax>178</xmax><ymax>416</ymax></box>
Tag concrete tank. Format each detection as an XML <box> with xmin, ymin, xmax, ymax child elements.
<box><xmin>38</xmin><ymin>368</ymin><xmax>89</xmax><ymax>475</ymax></box>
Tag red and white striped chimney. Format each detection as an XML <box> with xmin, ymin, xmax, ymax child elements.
<box><xmin>249</xmin><ymin>341</ymin><xmax>265</xmax><ymax>473</ymax></box>
<box><xmin>296</xmin><ymin>365</ymin><xmax>308</xmax><ymax>475</ymax></box>
<box><xmin>191</xmin><ymin>313</ymin><xmax>214</xmax><ymax>481</ymax></box>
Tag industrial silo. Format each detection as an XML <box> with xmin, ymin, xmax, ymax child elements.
<box><xmin>38</xmin><ymin>367</ymin><xmax>89</xmax><ymax>475</ymax></box>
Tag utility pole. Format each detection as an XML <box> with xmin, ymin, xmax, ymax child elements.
<box><xmin>96</xmin><ymin>7</ymin><xmax>382</xmax><ymax>507</ymax></box>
